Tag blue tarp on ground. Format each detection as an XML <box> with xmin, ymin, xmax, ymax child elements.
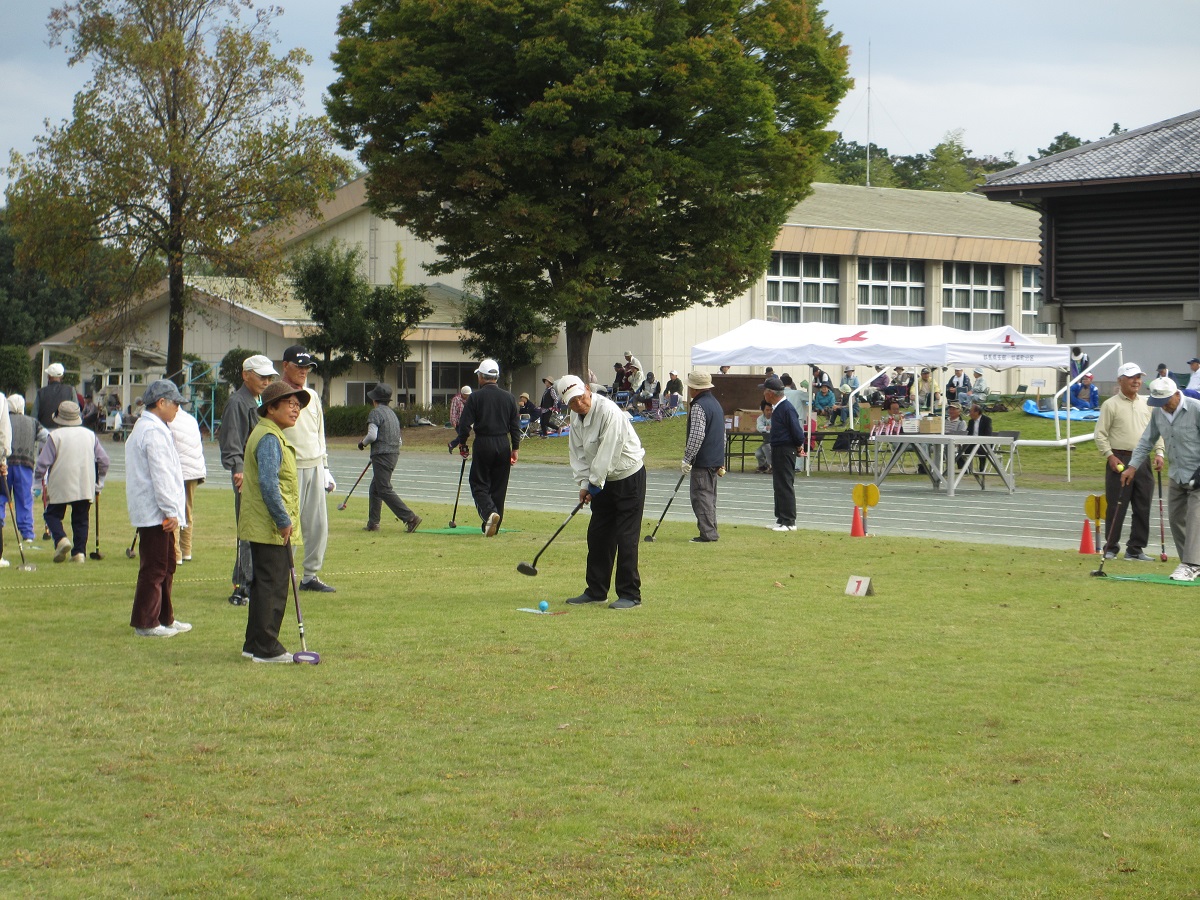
<box><xmin>1022</xmin><ymin>399</ymin><xmax>1100</xmax><ymax>421</ymax></box>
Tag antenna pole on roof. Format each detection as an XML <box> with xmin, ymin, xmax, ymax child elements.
<box><xmin>865</xmin><ymin>40</ymin><xmax>872</xmax><ymax>188</ymax></box>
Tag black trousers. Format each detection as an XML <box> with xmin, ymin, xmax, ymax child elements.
<box><xmin>46</xmin><ymin>500</ymin><xmax>91</xmax><ymax>555</ymax></box>
<box><xmin>1104</xmin><ymin>449</ymin><xmax>1153</xmax><ymax>554</ymax></box>
<box><xmin>770</xmin><ymin>444</ymin><xmax>797</xmax><ymax>526</ymax></box>
<box><xmin>244</xmin><ymin>542</ymin><xmax>291</xmax><ymax>658</ymax></box>
<box><xmin>583</xmin><ymin>466</ymin><xmax>646</xmax><ymax>602</ymax></box>
<box><xmin>368</xmin><ymin>452</ymin><xmax>416</xmax><ymax>527</ymax></box>
<box><xmin>469</xmin><ymin>435</ymin><xmax>512</xmax><ymax>528</ymax></box>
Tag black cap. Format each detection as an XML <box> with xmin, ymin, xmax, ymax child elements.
<box><xmin>759</xmin><ymin>375</ymin><xmax>785</xmax><ymax>391</ymax></box>
<box><xmin>1189</xmin><ymin>358</ymin><xmax>1200</xmax><ymax>365</ymax></box>
<box><xmin>283</xmin><ymin>345</ymin><xmax>318</xmax><ymax>368</ymax></box>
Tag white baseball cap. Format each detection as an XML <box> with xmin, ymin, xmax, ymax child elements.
<box><xmin>555</xmin><ymin>375</ymin><xmax>587</xmax><ymax>403</ymax></box>
<box><xmin>242</xmin><ymin>354</ymin><xmax>278</xmax><ymax>376</ymax></box>
<box><xmin>474</xmin><ymin>358</ymin><xmax>500</xmax><ymax>377</ymax></box>
<box><xmin>44</xmin><ymin>363</ymin><xmax>65</xmax><ymax>377</ymax></box>
<box><xmin>1116</xmin><ymin>362</ymin><xmax>1145</xmax><ymax>378</ymax></box>
<box><xmin>460</xmin><ymin>385</ymin><xmax>473</xmax><ymax>395</ymax></box>
<box><xmin>1147</xmin><ymin>377</ymin><xmax>1179</xmax><ymax>407</ymax></box>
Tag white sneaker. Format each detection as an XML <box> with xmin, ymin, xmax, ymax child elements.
<box><xmin>485</xmin><ymin>512</ymin><xmax>501</xmax><ymax>537</ymax></box>
<box><xmin>771</xmin><ymin>524</ymin><xmax>797</xmax><ymax>532</ymax></box>
<box><xmin>1170</xmin><ymin>563</ymin><xmax>1199</xmax><ymax>582</ymax></box>
<box><xmin>168</xmin><ymin>620</ymin><xmax>192</xmax><ymax>634</ymax></box>
<box><xmin>135</xmin><ymin>625</ymin><xmax>178</xmax><ymax>637</ymax></box>
<box><xmin>71</xmin><ymin>553</ymin><xmax>86</xmax><ymax>563</ymax></box>
<box><xmin>0</xmin><ymin>558</ymin><xmax>9</xmax><ymax>568</ymax></box>
<box><xmin>252</xmin><ymin>652</ymin><xmax>293</xmax><ymax>663</ymax></box>
<box><xmin>54</xmin><ymin>537</ymin><xmax>72</xmax><ymax>563</ymax></box>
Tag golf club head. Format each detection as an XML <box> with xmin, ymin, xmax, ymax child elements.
<box><xmin>293</xmin><ymin>650</ymin><xmax>321</xmax><ymax>665</ymax></box>
<box><xmin>18</xmin><ymin>563</ymin><xmax>37</xmax><ymax>572</ymax></box>
<box><xmin>516</xmin><ymin>561</ymin><xmax>538</xmax><ymax>577</ymax></box>
<box><xmin>448</xmin><ymin>521</ymin><xmax>457</xmax><ymax>528</ymax></box>
<box><xmin>1161</xmin><ymin>553</ymin><xmax>1169</xmax><ymax>562</ymax></box>
<box><xmin>1090</xmin><ymin>569</ymin><xmax>1108</xmax><ymax>577</ymax></box>
<box><xmin>126</xmin><ymin>548</ymin><xmax>136</xmax><ymax>558</ymax></box>
<box><xmin>643</xmin><ymin>534</ymin><xmax>656</xmax><ymax>542</ymax></box>
<box><xmin>90</xmin><ymin>551</ymin><xmax>103</xmax><ymax>560</ymax></box>
<box><xmin>337</xmin><ymin>502</ymin><xmax>348</xmax><ymax>511</ymax></box>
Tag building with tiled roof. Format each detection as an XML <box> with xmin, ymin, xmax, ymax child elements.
<box><xmin>979</xmin><ymin>109</ymin><xmax>1200</xmax><ymax>376</ymax></box>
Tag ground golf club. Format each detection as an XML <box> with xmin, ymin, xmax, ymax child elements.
<box><xmin>89</xmin><ymin>491</ymin><xmax>103</xmax><ymax>560</ymax></box>
<box><xmin>448</xmin><ymin>455</ymin><xmax>467</xmax><ymax>528</ymax></box>
<box><xmin>7</xmin><ymin>499</ymin><xmax>36</xmax><ymax>572</ymax></box>
<box><xmin>337</xmin><ymin>461</ymin><xmax>371</xmax><ymax>511</ymax></box>
<box><xmin>125</xmin><ymin>531</ymin><xmax>138</xmax><ymax>558</ymax></box>
<box><xmin>644</xmin><ymin>472</ymin><xmax>687</xmax><ymax>542</ymax></box>
<box><xmin>286</xmin><ymin>540</ymin><xmax>320</xmax><ymax>665</ymax></box>
<box><xmin>1158</xmin><ymin>468</ymin><xmax>1169</xmax><ymax>562</ymax></box>
<box><xmin>1092</xmin><ymin>483</ymin><xmax>1133</xmax><ymax>577</ymax></box>
<box><xmin>517</xmin><ymin>501</ymin><xmax>585</xmax><ymax>576</ymax></box>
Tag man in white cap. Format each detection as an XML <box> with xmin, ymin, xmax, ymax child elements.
<box><xmin>623</xmin><ymin>351</ymin><xmax>645</xmax><ymax>394</ymax></box>
<box><xmin>1096</xmin><ymin>363</ymin><xmax>1163</xmax><ymax>562</ymax></box>
<box><xmin>217</xmin><ymin>353</ymin><xmax>278</xmax><ymax>605</ymax></box>
<box><xmin>125</xmin><ymin>380</ymin><xmax>192</xmax><ymax>637</ymax></box>
<box><xmin>33</xmin><ymin>363</ymin><xmax>77</xmax><ymax>432</ymax></box>
<box><xmin>681</xmin><ymin>372</ymin><xmax>725</xmax><ymax>543</ymax></box>
<box><xmin>555</xmin><ymin>375</ymin><xmax>645</xmax><ymax>608</ymax></box>
<box><xmin>663</xmin><ymin>370</ymin><xmax>683</xmax><ymax>399</ymax></box>
<box><xmin>456</xmin><ymin>359</ymin><xmax>521</xmax><ymax>536</ymax></box>
<box><xmin>1123</xmin><ymin>378</ymin><xmax>1200</xmax><ymax>580</ymax></box>
<box><xmin>34</xmin><ymin>400</ymin><xmax>110</xmax><ymax>563</ymax></box>
<box><xmin>279</xmin><ymin>345</ymin><xmax>337</xmax><ymax>592</ymax></box>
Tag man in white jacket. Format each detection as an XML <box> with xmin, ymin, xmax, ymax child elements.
<box><xmin>168</xmin><ymin>405</ymin><xmax>207</xmax><ymax>564</ymax></box>
<box><xmin>125</xmin><ymin>381</ymin><xmax>191</xmax><ymax>637</ymax></box>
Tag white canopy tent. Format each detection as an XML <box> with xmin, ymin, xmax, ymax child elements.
<box><xmin>691</xmin><ymin>321</ymin><xmax>1070</xmax><ymax>371</ymax></box>
<box><xmin>692</xmin><ymin>320</ymin><xmax>1074</xmax><ymax>478</ymax></box>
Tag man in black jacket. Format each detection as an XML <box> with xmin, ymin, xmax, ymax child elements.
<box><xmin>958</xmin><ymin>400</ymin><xmax>994</xmax><ymax>471</ymax></box>
<box><xmin>456</xmin><ymin>359</ymin><xmax>521</xmax><ymax>536</ymax></box>
<box><xmin>216</xmin><ymin>353</ymin><xmax>277</xmax><ymax>604</ymax></box>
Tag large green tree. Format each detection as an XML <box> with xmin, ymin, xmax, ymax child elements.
<box><xmin>458</xmin><ymin>284</ymin><xmax>559</xmax><ymax>392</ymax></box>
<box><xmin>328</xmin><ymin>0</ymin><xmax>850</xmax><ymax>378</ymax></box>
<box><xmin>6</xmin><ymin>0</ymin><xmax>352</xmax><ymax>385</ymax></box>
<box><xmin>288</xmin><ymin>240</ymin><xmax>368</xmax><ymax>408</ymax></box>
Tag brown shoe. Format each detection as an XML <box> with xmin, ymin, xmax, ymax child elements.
<box><xmin>406</xmin><ymin>515</ymin><xmax>422</xmax><ymax>534</ymax></box>
<box><xmin>363</xmin><ymin>523</ymin><xmax>380</xmax><ymax>532</ymax></box>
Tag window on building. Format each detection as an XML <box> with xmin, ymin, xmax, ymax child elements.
<box><xmin>942</xmin><ymin>262</ymin><xmax>1005</xmax><ymax>330</ymax></box>
<box><xmin>856</xmin><ymin>258</ymin><xmax>925</xmax><ymax>326</ymax></box>
<box><xmin>766</xmin><ymin>252</ymin><xmax>840</xmax><ymax>323</ymax></box>
<box><xmin>432</xmin><ymin>362</ymin><xmax>478</xmax><ymax>407</ymax></box>
<box><xmin>1021</xmin><ymin>266</ymin><xmax>1054</xmax><ymax>335</ymax></box>
<box><xmin>346</xmin><ymin>363</ymin><xmax>418</xmax><ymax>407</ymax></box>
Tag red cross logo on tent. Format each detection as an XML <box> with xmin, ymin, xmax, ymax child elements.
<box><xmin>835</xmin><ymin>330</ymin><xmax>869</xmax><ymax>344</ymax></box>
<box><xmin>1002</xmin><ymin>335</ymin><xmax>1015</xmax><ymax>348</ymax></box>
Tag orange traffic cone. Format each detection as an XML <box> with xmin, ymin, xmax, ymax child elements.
<box><xmin>1079</xmin><ymin>518</ymin><xmax>1096</xmax><ymax>555</ymax></box>
<box><xmin>851</xmin><ymin>507</ymin><xmax>866</xmax><ymax>537</ymax></box>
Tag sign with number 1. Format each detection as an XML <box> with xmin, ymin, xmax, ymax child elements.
<box><xmin>845</xmin><ymin>575</ymin><xmax>874</xmax><ymax>596</ymax></box>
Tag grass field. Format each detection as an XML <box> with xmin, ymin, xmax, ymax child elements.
<box><xmin>2</xmin><ymin>477</ymin><xmax>1197</xmax><ymax>896</ymax></box>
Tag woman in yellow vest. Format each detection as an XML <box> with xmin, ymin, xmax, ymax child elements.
<box><xmin>239</xmin><ymin>382</ymin><xmax>307</xmax><ymax>663</ymax></box>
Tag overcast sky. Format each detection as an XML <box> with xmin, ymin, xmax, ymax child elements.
<box><xmin>3</xmin><ymin>0</ymin><xmax>1199</xmax><ymax>196</ymax></box>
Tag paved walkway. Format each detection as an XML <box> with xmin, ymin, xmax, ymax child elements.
<box><xmin>96</xmin><ymin>441</ymin><xmax>1120</xmax><ymax>552</ymax></box>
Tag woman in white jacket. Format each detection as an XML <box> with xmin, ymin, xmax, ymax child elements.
<box><xmin>168</xmin><ymin>405</ymin><xmax>207</xmax><ymax>563</ymax></box>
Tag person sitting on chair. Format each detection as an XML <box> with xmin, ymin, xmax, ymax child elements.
<box><xmin>635</xmin><ymin>373</ymin><xmax>660</xmax><ymax>413</ymax></box>
<box><xmin>518</xmin><ymin>392</ymin><xmax>539</xmax><ymax>419</ymax></box>
<box><xmin>944</xmin><ymin>402</ymin><xmax>967</xmax><ymax>434</ymax></box>
<box><xmin>957</xmin><ymin>400</ymin><xmax>994</xmax><ymax>470</ymax></box>
<box><xmin>916</xmin><ymin>368</ymin><xmax>939</xmax><ymax>409</ymax></box>
<box><xmin>812</xmin><ymin>383</ymin><xmax>847</xmax><ymax>427</ymax></box>
<box><xmin>1070</xmin><ymin>373</ymin><xmax>1100</xmax><ymax>410</ymax></box>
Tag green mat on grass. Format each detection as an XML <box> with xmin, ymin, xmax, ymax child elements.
<box><xmin>414</xmin><ymin>527</ymin><xmax>518</xmax><ymax>536</ymax></box>
<box><xmin>1105</xmin><ymin>573</ymin><xmax>1199</xmax><ymax>585</ymax></box>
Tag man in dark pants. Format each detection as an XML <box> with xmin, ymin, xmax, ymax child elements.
<box><xmin>217</xmin><ymin>354</ymin><xmax>277</xmax><ymax>605</ymax></box>
<box><xmin>1096</xmin><ymin>362</ymin><xmax>1162</xmax><ymax>561</ymax></box>
<box><xmin>556</xmin><ymin>375</ymin><xmax>646</xmax><ymax>609</ymax></box>
<box><xmin>761</xmin><ymin>375</ymin><xmax>803</xmax><ymax>532</ymax></box>
<box><xmin>358</xmin><ymin>383</ymin><xmax>421</xmax><ymax>532</ymax></box>
<box><xmin>456</xmin><ymin>358</ymin><xmax>521</xmax><ymax>536</ymax></box>
<box><xmin>682</xmin><ymin>371</ymin><xmax>726</xmax><ymax>543</ymax></box>
<box><xmin>958</xmin><ymin>400</ymin><xmax>994</xmax><ymax>471</ymax></box>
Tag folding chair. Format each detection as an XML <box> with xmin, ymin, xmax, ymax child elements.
<box><xmin>994</xmin><ymin>430</ymin><xmax>1022</xmax><ymax>474</ymax></box>
<box><xmin>651</xmin><ymin>393</ymin><xmax>683</xmax><ymax>421</ymax></box>
<box><xmin>518</xmin><ymin>414</ymin><xmax>532</xmax><ymax>440</ymax></box>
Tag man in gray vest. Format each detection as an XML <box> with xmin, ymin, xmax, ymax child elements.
<box><xmin>358</xmin><ymin>383</ymin><xmax>422</xmax><ymax>533</ymax></box>
<box><xmin>681</xmin><ymin>372</ymin><xmax>726</xmax><ymax>543</ymax></box>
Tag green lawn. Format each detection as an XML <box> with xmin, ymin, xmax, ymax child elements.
<box><xmin>1</xmin><ymin>486</ymin><xmax>1196</xmax><ymax>896</ymax></box>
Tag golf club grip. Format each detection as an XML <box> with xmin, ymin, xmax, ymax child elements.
<box><xmin>531</xmin><ymin>502</ymin><xmax>585</xmax><ymax>566</ymax></box>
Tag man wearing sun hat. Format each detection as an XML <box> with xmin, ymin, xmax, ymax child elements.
<box><xmin>556</xmin><ymin>375</ymin><xmax>645</xmax><ymax>608</ymax></box>
<box><xmin>1123</xmin><ymin>377</ymin><xmax>1200</xmax><ymax>581</ymax></box>
<box><xmin>457</xmin><ymin>358</ymin><xmax>521</xmax><ymax>536</ymax></box>
<box><xmin>1096</xmin><ymin>362</ymin><xmax>1163</xmax><ymax>563</ymax></box>
<box><xmin>681</xmin><ymin>372</ymin><xmax>725</xmax><ymax>543</ymax></box>
<box><xmin>34</xmin><ymin>400</ymin><xmax>110</xmax><ymax>563</ymax></box>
